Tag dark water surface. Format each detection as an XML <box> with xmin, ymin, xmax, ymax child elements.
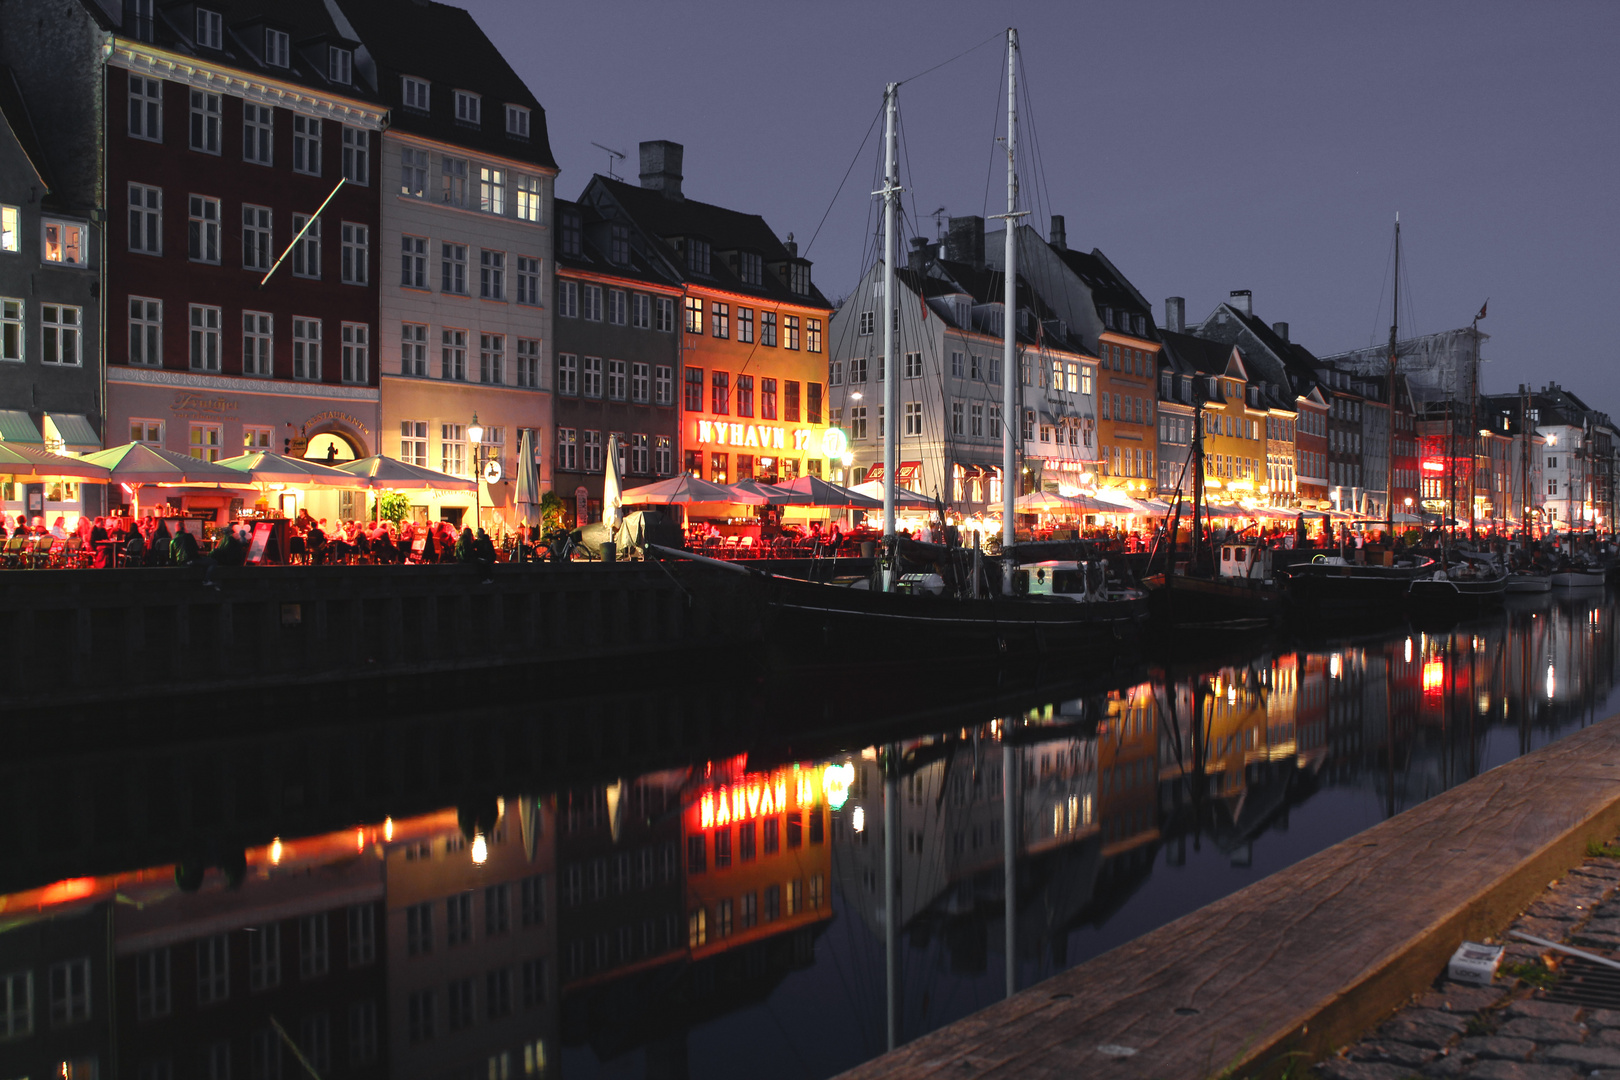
<box><xmin>2</xmin><ymin>590</ymin><xmax>1616</xmax><ymax>1080</ymax></box>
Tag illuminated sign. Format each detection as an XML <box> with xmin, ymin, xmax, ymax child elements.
<box><xmin>693</xmin><ymin>420</ymin><xmax>821</xmax><ymax>453</ymax></box>
<box><xmin>821</xmin><ymin>427</ymin><xmax>849</xmax><ymax>459</ymax></box>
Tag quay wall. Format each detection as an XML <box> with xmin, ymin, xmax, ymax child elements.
<box><xmin>836</xmin><ymin>711</ymin><xmax>1620</xmax><ymax>1080</ymax></box>
<box><xmin>2</xmin><ymin>562</ymin><xmax>763</xmax><ymax>717</ymax></box>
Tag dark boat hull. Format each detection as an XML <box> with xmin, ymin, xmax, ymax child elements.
<box><xmin>763</xmin><ymin>574</ymin><xmax>1147</xmax><ymax>661</ymax></box>
<box><xmin>1407</xmin><ymin>574</ymin><xmax>1507</xmax><ymax>617</ymax></box>
<box><xmin>1144</xmin><ymin>573</ymin><xmax>1284</xmax><ymax>632</ymax></box>
<box><xmin>1281</xmin><ymin>561</ymin><xmax>1431</xmax><ymax>621</ymax></box>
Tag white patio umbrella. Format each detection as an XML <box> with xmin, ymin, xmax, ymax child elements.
<box><xmin>603</xmin><ymin>433</ymin><xmax>625</xmax><ymax>529</ymax></box>
<box><xmin>334</xmin><ymin>455</ymin><xmax>476</xmax><ymax>491</ymax></box>
<box><xmin>0</xmin><ymin>443</ymin><xmax>111</xmax><ymax>481</ymax></box>
<box><xmin>850</xmin><ymin>480</ymin><xmax>933</xmax><ymax>508</ymax></box>
<box><xmin>769</xmin><ymin>475</ymin><xmax>881</xmax><ymax>509</ymax></box>
<box><xmin>216</xmin><ymin>451</ymin><xmax>365</xmax><ymax>487</ymax></box>
<box><xmin>620</xmin><ymin>474</ymin><xmax>765</xmax><ymax>505</ymax></box>
<box><xmin>513</xmin><ymin>429</ymin><xmax>541</xmax><ymax>529</ymax></box>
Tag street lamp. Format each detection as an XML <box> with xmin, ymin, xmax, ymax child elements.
<box><xmin>468</xmin><ymin>412</ymin><xmax>484</xmax><ymax>531</ymax></box>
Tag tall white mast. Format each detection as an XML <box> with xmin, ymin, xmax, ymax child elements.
<box><xmin>1000</xmin><ymin>28</ymin><xmax>1019</xmax><ymax>594</ymax></box>
<box><xmin>881</xmin><ymin>82</ymin><xmax>901</xmax><ymax>591</ymax></box>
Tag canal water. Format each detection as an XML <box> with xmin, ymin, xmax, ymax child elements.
<box><xmin>2</xmin><ymin>590</ymin><xmax>1616</xmax><ymax>1079</ymax></box>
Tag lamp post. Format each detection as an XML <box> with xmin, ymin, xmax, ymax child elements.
<box><xmin>468</xmin><ymin>413</ymin><xmax>484</xmax><ymax>531</ymax></box>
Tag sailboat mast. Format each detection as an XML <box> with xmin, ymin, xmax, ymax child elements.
<box><xmin>1385</xmin><ymin>214</ymin><xmax>1399</xmax><ymax>537</ymax></box>
<box><xmin>1000</xmin><ymin>27</ymin><xmax>1019</xmax><ymax>594</ymax></box>
<box><xmin>881</xmin><ymin>82</ymin><xmax>900</xmax><ymax>590</ymax></box>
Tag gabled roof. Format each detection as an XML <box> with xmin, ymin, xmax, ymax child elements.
<box><xmin>0</xmin><ymin>68</ymin><xmax>53</xmax><ymax>196</ymax></box>
<box><xmin>333</xmin><ymin>0</ymin><xmax>554</xmax><ymax>169</ymax></box>
<box><xmin>1160</xmin><ymin>331</ymin><xmax>1243</xmax><ymax>381</ymax></box>
<box><xmin>588</xmin><ymin>175</ymin><xmax>830</xmax><ymax>309</ymax></box>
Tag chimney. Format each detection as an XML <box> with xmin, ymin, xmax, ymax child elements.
<box><xmin>944</xmin><ymin>215</ymin><xmax>985</xmax><ymax>270</ymax></box>
<box><xmin>908</xmin><ymin>236</ymin><xmax>931</xmax><ymax>273</ymax></box>
<box><xmin>1164</xmin><ymin>296</ymin><xmax>1185</xmax><ymax>334</ymax></box>
<box><xmin>1049</xmin><ymin>215</ymin><xmax>1067</xmax><ymax>251</ymax></box>
<box><xmin>783</xmin><ymin>233</ymin><xmax>797</xmax><ymax>258</ymax></box>
<box><xmin>1273</xmin><ymin>321</ymin><xmax>1289</xmax><ymax>342</ymax></box>
<box><xmin>638</xmin><ymin>140</ymin><xmax>684</xmax><ymax>201</ymax></box>
<box><xmin>1229</xmin><ymin>289</ymin><xmax>1252</xmax><ymax>317</ymax></box>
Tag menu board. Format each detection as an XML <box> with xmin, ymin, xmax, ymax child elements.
<box><xmin>247</xmin><ymin>521</ymin><xmax>274</xmax><ymax>564</ymax></box>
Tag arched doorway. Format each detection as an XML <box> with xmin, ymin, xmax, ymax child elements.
<box><xmin>304</xmin><ymin>431</ymin><xmax>362</xmax><ymax>464</ymax></box>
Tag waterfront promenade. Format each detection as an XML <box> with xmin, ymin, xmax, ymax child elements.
<box><xmin>835</xmin><ymin>710</ymin><xmax>1620</xmax><ymax>1080</ymax></box>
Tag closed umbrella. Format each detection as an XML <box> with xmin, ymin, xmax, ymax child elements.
<box><xmin>514</xmin><ymin>429</ymin><xmax>541</xmax><ymax>528</ymax></box>
<box><xmin>603</xmin><ymin>433</ymin><xmax>624</xmax><ymax>528</ymax></box>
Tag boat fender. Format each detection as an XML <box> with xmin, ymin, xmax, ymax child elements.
<box><xmin>1312</xmin><ymin>554</ymin><xmax>1327</xmax><ymax>564</ymax></box>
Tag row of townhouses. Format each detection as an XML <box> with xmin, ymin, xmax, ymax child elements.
<box><xmin>0</xmin><ymin>0</ymin><xmax>1607</xmax><ymax>533</ymax></box>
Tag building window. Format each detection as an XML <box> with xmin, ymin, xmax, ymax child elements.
<box><xmin>189</xmin><ymin>89</ymin><xmax>220</xmax><ymax>153</ymax></box>
<box><xmin>341</xmin><ymin>127</ymin><xmax>369</xmax><ymax>184</ymax></box>
<box><xmin>400</xmin><ymin>420</ymin><xmax>428</xmax><ymax>466</ymax></box>
<box><xmin>686</xmin><ymin>238</ymin><xmax>710</xmax><ymax>274</ymax></box>
<box><xmin>129</xmin><ymin>297</ymin><xmax>161</xmax><ymax>366</ymax></box>
<box><xmin>479</xmin><ymin>249</ymin><xmax>505</xmax><ymax>299</ymax></box>
<box><xmin>582</xmin><ymin>355</ymin><xmax>602</xmax><ymax>398</ymax></box>
<box><xmin>479</xmin><ymin>333</ymin><xmax>503</xmax><ymax>384</ymax></box>
<box><xmin>512</xmin><ymin>338</ymin><xmax>540</xmax><ymax>388</ymax></box>
<box><xmin>784</xmin><ymin>380</ymin><xmax>800</xmax><ymax>423</ymax></box>
<box><xmin>515</xmin><ymin>256</ymin><xmax>540</xmax><ymax>304</ymax></box>
<box><xmin>557</xmin><ymin>280</ymin><xmax>578</xmax><ymax>318</ymax></box>
<box><xmin>299</xmin><ymin>914</ymin><xmax>329</xmax><ymax>979</ymax></box>
<box><xmin>583</xmin><ymin>430</ymin><xmax>603</xmax><ymax>472</ymax></box>
<box><xmin>441</xmin><ymin>243</ymin><xmax>467</xmax><ymax>294</ymax></box>
<box><xmin>292</xmin><ymin>318</ymin><xmax>321</xmax><ymax>380</ymax></box>
<box><xmin>454</xmin><ymin>90</ymin><xmax>481</xmax><ymax>125</ymax></box>
<box><xmin>711</xmin><ymin>302</ymin><xmax>729</xmax><ymax>338</ymax></box>
<box><xmin>189</xmin><ymin>304</ymin><xmax>220</xmax><ymax>371</ymax></box>
<box><xmin>559</xmin><ymin>209</ymin><xmax>581</xmax><ymax>255</ymax></box>
<box><xmin>582</xmin><ymin>284</ymin><xmax>602</xmax><ymax>321</ymax></box>
<box><xmin>684</xmin><ymin>296</ymin><xmax>703</xmax><ymax>333</ymax></box>
<box><xmin>736</xmin><ymin>374</ymin><xmax>754</xmax><ymax>417</ymax></box>
<box><xmin>0</xmin><ymin>205</ymin><xmax>16</xmax><ymax>253</ymax></box>
<box><xmin>754</xmin><ymin>377</ymin><xmax>775</xmax><ymax>420</ymax></box>
<box><xmin>241</xmin><ymin>204</ymin><xmax>272</xmax><ymax>272</ymax></box>
<box><xmin>784</xmin><ymin>315</ymin><xmax>800</xmax><ymax>350</ymax></box>
<box><xmin>653</xmin><ymin>435</ymin><xmax>672</xmax><ymax>474</ymax></box>
<box><xmin>971</xmin><ymin>402</ymin><xmax>984</xmax><ymax>437</ymax></box>
<box><xmin>557</xmin><ymin>352</ymin><xmax>577</xmax><ymax>395</ymax></box>
<box><xmin>501</xmin><ymin>102</ymin><xmax>531</xmax><ymax>137</ymax></box>
<box><xmin>401</xmin><ymin>322</ymin><xmax>427</xmax><ymax>376</ymax></box>
<box><xmin>607</xmin><ymin>358</ymin><xmax>626</xmax><ymax>400</ymax></box>
<box><xmin>441</xmin><ymin>328</ymin><xmax>467</xmax><ymax>380</ymax></box>
<box><xmin>242</xmin><ymin>311</ymin><xmax>272</xmax><ymax>376</ymax></box>
<box><xmin>185</xmin><ymin>196</ymin><xmax>220</xmax><ymax>263</ymax></box>
<box><xmin>342</xmin><ymin>322</ymin><xmax>369</xmax><ymax>383</ymax></box>
<box><xmin>244</xmin><ymin>424</ymin><xmax>272</xmax><ymax>450</ymax></box>
<box><xmin>711</xmin><ymin>370</ymin><xmax>730</xmax><ymax>415</ymax></box>
<box><xmin>851</xmin><ymin>406</ymin><xmax>868</xmax><ymax>440</ymax></box>
<box><xmin>808</xmin><ymin>383</ymin><xmax>822</xmax><ymax>424</ymax></box>
<box><xmin>259</xmin><ymin>27</ymin><xmax>290</xmax><ymax>66</ymax></box>
<box><xmin>479</xmin><ymin>166</ymin><xmax>505</xmax><ymax>214</ymax></box>
<box><xmin>341</xmin><ymin>223</ymin><xmax>368</xmax><ymax>285</ymax></box>
<box><xmin>41</xmin><ymin>219</ymin><xmax>87</xmax><ymax>266</ymax></box>
<box><xmin>407</xmin><ymin>990</ymin><xmax>434</xmax><ymax>1044</ymax></box>
<box><xmin>243</xmin><ymin>102</ymin><xmax>273</xmax><ymax>164</ymax></box>
<box><xmin>402</xmin><ymin>76</ymin><xmax>430</xmax><ymax>111</ymax></box>
<box><xmin>786</xmin><ymin>263</ymin><xmax>811</xmax><ymax>295</ymax></box>
<box><xmin>656</xmin><ymin>296</ymin><xmax>675</xmax><ymax>333</ymax></box>
<box><xmin>441</xmin><ymin>424</ymin><xmax>467</xmax><ymax>475</ymax></box>
<box><xmin>48</xmin><ymin>958</ymin><xmax>91</xmax><ymax>1027</ymax></box>
<box><xmin>904</xmin><ymin>401</ymin><xmax>922</xmax><ymax>436</ymax></box>
<box><xmin>514</xmin><ymin>173</ymin><xmax>543</xmax><ymax>222</ymax></box>
<box><xmin>631</xmin><ymin>361</ymin><xmax>650</xmax><ymax>403</ymax></box>
<box><xmin>400</xmin><ymin>235</ymin><xmax>427</xmax><ymax>288</ymax></box>
<box><xmin>807</xmin><ymin>318</ymin><xmax>823</xmax><ymax>353</ymax></box>
<box><xmin>38</xmin><ymin>304</ymin><xmax>81</xmax><ymax>366</ymax></box>
<box><xmin>327</xmin><ymin>45</ymin><xmax>352</xmax><ymax>83</ymax></box>
<box><xmin>129</xmin><ymin>74</ymin><xmax>162</xmax><ymax>140</ymax></box>
<box><xmin>398</xmin><ymin>146</ymin><xmax>429</xmax><ymax>199</ymax></box>
<box><xmin>709</xmin><ymin>452</ymin><xmax>728</xmax><ymax>483</ymax></box>
<box><xmin>761</xmin><ymin>310</ymin><xmax>777</xmax><ymax>347</ymax></box>
<box><xmin>197</xmin><ymin>934</ymin><xmax>229</xmax><ymax>1002</ymax></box>
<box><xmin>555</xmin><ymin>428</ymin><xmax>576</xmax><ymax>470</ymax></box>
<box><xmin>904</xmin><ymin>351</ymin><xmax>922</xmax><ymax>379</ymax></box>
<box><xmin>291</xmin><ymin>214</ymin><xmax>319</xmax><ymax>278</ymax></box>
<box><xmin>134</xmin><ymin>949</ymin><xmax>170</xmax><ymax>1020</ymax></box>
<box><xmin>128</xmin><ymin>183</ymin><xmax>161</xmax><ymax>254</ymax></box>
<box><xmin>684</xmin><ymin>366</ymin><xmax>703</xmax><ymax>411</ymax></box>
<box><xmin>606</xmin><ymin>288</ymin><xmax>626</xmax><ymax>326</ymax></box>
<box><xmin>446</xmin><ymin>893</ymin><xmax>473</xmax><ymax>947</ymax></box>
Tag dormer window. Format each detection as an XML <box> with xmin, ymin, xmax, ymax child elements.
<box><xmin>685</xmin><ymin>238</ymin><xmax>711</xmax><ymax>275</ymax></box>
<box><xmin>264</xmin><ymin>29</ymin><xmax>290</xmax><ymax>67</ymax></box>
<box><xmin>505</xmin><ymin>105</ymin><xmax>530</xmax><ymax>138</ymax></box>
<box><xmin>559</xmin><ymin>210</ymin><xmax>581</xmax><ymax>257</ymax></box>
<box><xmin>454</xmin><ymin>91</ymin><xmax>481</xmax><ymax>126</ymax></box>
<box><xmin>786</xmin><ymin>262</ymin><xmax>810</xmax><ymax>296</ymax></box>
<box><xmin>736</xmin><ymin>251</ymin><xmax>762</xmax><ymax>286</ymax></box>
<box><xmin>401</xmin><ymin>77</ymin><xmax>430</xmax><ymax>112</ymax></box>
<box><xmin>328</xmin><ymin>47</ymin><xmax>352</xmax><ymax>84</ymax></box>
<box><xmin>126</xmin><ymin>0</ymin><xmax>155</xmax><ymax>43</ymax></box>
<box><xmin>196</xmin><ymin>8</ymin><xmax>222</xmax><ymax>49</ymax></box>
<box><xmin>610</xmin><ymin>224</ymin><xmax>630</xmax><ymax>265</ymax></box>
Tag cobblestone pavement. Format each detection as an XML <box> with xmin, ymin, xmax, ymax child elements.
<box><xmin>1312</xmin><ymin>852</ymin><xmax>1620</xmax><ymax>1080</ymax></box>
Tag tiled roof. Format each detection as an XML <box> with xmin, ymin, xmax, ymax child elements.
<box><xmin>334</xmin><ymin>0</ymin><xmax>556</xmax><ymax>169</ymax></box>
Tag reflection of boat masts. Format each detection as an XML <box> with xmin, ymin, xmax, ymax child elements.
<box><xmin>1003</xmin><ymin>732</ymin><xmax>1017</xmax><ymax>999</ymax></box>
<box><xmin>883</xmin><ymin>740</ymin><xmax>901</xmax><ymax>1052</ymax></box>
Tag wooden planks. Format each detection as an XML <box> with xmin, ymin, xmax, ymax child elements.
<box><xmin>836</xmin><ymin>717</ymin><xmax>1620</xmax><ymax>1080</ymax></box>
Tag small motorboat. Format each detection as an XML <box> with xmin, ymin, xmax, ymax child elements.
<box><xmin>1407</xmin><ymin>557</ymin><xmax>1507</xmax><ymax>615</ymax></box>
<box><xmin>1504</xmin><ymin>571</ymin><xmax>1552</xmax><ymax>594</ymax></box>
<box><xmin>1551</xmin><ymin>566</ymin><xmax>1606</xmax><ymax>588</ymax></box>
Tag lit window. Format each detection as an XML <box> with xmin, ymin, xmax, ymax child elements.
<box><xmin>505</xmin><ymin>104</ymin><xmax>529</xmax><ymax>137</ymax></box>
<box><xmin>479</xmin><ymin>167</ymin><xmax>505</xmax><ymax>214</ymax></box>
<box><xmin>0</xmin><ymin>205</ymin><xmax>16</xmax><ymax>253</ymax></box>
<box><xmin>42</xmin><ymin>220</ymin><xmax>87</xmax><ymax>265</ymax></box>
<box><xmin>515</xmin><ymin>174</ymin><xmax>542</xmax><ymax>222</ymax></box>
<box><xmin>454</xmin><ymin>90</ymin><xmax>481</xmax><ymax>126</ymax></box>
<box><xmin>190</xmin><ymin>421</ymin><xmax>222</xmax><ymax>463</ymax></box>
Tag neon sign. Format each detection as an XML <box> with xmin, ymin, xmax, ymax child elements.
<box><xmin>821</xmin><ymin>427</ymin><xmax>849</xmax><ymax>459</ymax></box>
<box><xmin>699</xmin><ymin>771</ymin><xmax>791</xmax><ymax>829</ymax></box>
<box><xmin>692</xmin><ymin>420</ymin><xmax>827</xmax><ymax>454</ymax></box>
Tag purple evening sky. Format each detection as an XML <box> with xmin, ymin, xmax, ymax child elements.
<box><xmin>463</xmin><ymin>0</ymin><xmax>1619</xmax><ymax>412</ymax></box>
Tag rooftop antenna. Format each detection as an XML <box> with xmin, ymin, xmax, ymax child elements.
<box><xmin>590</xmin><ymin>142</ymin><xmax>626</xmax><ymax>180</ymax></box>
<box><xmin>929</xmin><ymin>206</ymin><xmax>948</xmax><ymax>241</ymax></box>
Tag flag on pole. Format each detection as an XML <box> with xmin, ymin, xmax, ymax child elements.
<box><xmin>1475</xmin><ymin>300</ymin><xmax>1488</xmax><ymax>321</ymax></box>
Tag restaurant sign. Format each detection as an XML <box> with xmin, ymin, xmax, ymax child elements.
<box><xmin>692</xmin><ymin>420</ymin><xmax>821</xmax><ymax>454</ymax></box>
<box><xmin>170</xmin><ymin>392</ymin><xmax>240</xmax><ymax>419</ymax></box>
<box><xmin>305</xmin><ymin>410</ymin><xmax>372</xmax><ymax>437</ymax></box>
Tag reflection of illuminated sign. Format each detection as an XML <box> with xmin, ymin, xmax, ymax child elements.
<box><xmin>1421</xmin><ymin>460</ymin><xmax>1445</xmax><ymax>473</ymax></box>
<box><xmin>822</xmin><ymin>762</ymin><xmax>854</xmax><ymax>810</ymax></box>
<box><xmin>1423</xmin><ymin>660</ymin><xmax>1444</xmax><ymax>694</ymax></box>
<box><xmin>699</xmin><ymin>771</ymin><xmax>791</xmax><ymax>830</ymax></box>
<box><xmin>693</xmin><ymin>420</ymin><xmax>821</xmax><ymax>453</ymax></box>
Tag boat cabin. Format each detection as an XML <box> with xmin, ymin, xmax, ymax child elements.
<box><xmin>1015</xmin><ymin>560</ymin><xmax>1111</xmax><ymax>601</ymax></box>
<box><xmin>1219</xmin><ymin>543</ymin><xmax>1272</xmax><ymax>582</ymax></box>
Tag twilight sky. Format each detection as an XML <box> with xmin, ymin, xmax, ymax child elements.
<box><xmin>462</xmin><ymin>0</ymin><xmax>1619</xmax><ymax>412</ymax></box>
